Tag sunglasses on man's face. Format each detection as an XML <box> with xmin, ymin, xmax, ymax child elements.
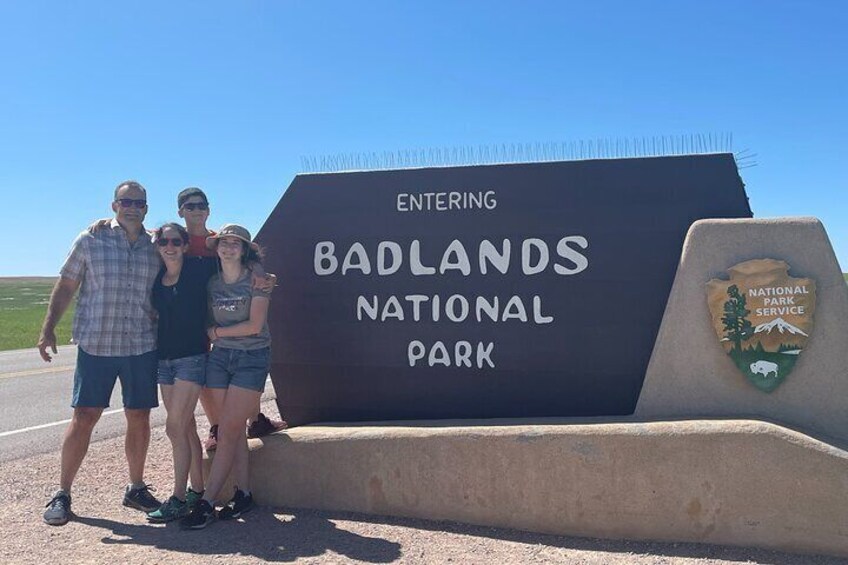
<box><xmin>157</xmin><ymin>238</ymin><xmax>185</xmax><ymax>247</ymax></box>
<box><xmin>181</xmin><ymin>202</ymin><xmax>208</xmax><ymax>211</ymax></box>
<box><xmin>116</xmin><ymin>198</ymin><xmax>147</xmax><ymax>209</ymax></box>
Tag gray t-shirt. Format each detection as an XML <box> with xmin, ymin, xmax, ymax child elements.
<box><xmin>208</xmin><ymin>269</ymin><xmax>271</xmax><ymax>350</ymax></box>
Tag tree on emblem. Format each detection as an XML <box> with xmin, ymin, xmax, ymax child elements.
<box><xmin>721</xmin><ymin>284</ymin><xmax>753</xmax><ymax>355</ymax></box>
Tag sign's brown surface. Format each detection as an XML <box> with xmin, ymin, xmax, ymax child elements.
<box><xmin>257</xmin><ymin>155</ymin><xmax>752</xmax><ymax>425</ymax></box>
<box><xmin>706</xmin><ymin>258</ymin><xmax>816</xmax><ymax>392</ymax></box>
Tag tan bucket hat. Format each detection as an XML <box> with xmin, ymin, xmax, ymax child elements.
<box><xmin>206</xmin><ymin>223</ymin><xmax>260</xmax><ymax>251</ymax></box>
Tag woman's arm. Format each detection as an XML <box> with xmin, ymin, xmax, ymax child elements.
<box><xmin>208</xmin><ymin>296</ymin><xmax>269</xmax><ymax>340</ymax></box>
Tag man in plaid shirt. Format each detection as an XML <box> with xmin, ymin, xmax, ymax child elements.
<box><xmin>38</xmin><ymin>180</ymin><xmax>164</xmax><ymax>526</ymax></box>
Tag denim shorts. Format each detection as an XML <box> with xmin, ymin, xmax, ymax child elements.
<box><xmin>72</xmin><ymin>348</ymin><xmax>159</xmax><ymax>409</ymax></box>
<box><xmin>157</xmin><ymin>353</ymin><xmax>207</xmax><ymax>386</ymax></box>
<box><xmin>205</xmin><ymin>346</ymin><xmax>270</xmax><ymax>392</ymax></box>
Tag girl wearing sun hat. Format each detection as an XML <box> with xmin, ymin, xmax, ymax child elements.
<box><xmin>180</xmin><ymin>224</ymin><xmax>272</xmax><ymax>529</ymax></box>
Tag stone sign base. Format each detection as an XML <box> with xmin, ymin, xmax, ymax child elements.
<box><xmin>245</xmin><ymin>419</ymin><xmax>848</xmax><ymax>558</ymax></box>
<box><xmin>235</xmin><ymin>216</ymin><xmax>848</xmax><ymax>557</ymax></box>
<box><xmin>636</xmin><ymin>217</ymin><xmax>848</xmax><ymax>447</ymax></box>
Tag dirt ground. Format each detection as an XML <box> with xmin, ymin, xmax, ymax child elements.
<box><xmin>1</xmin><ymin>408</ymin><xmax>845</xmax><ymax>565</ymax></box>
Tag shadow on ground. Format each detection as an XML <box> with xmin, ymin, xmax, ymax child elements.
<box><xmin>315</xmin><ymin>508</ymin><xmax>846</xmax><ymax>565</ymax></box>
<box><xmin>75</xmin><ymin>504</ymin><xmax>846</xmax><ymax>565</ymax></box>
<box><xmin>76</xmin><ymin>508</ymin><xmax>402</xmax><ymax>563</ymax></box>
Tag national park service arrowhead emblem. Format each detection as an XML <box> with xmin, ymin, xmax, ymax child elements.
<box><xmin>706</xmin><ymin>259</ymin><xmax>816</xmax><ymax>392</ymax></box>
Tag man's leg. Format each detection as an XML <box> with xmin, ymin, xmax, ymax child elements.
<box><xmin>124</xmin><ymin>408</ymin><xmax>151</xmax><ymax>485</ymax></box>
<box><xmin>118</xmin><ymin>350</ymin><xmax>161</xmax><ymax>512</ymax></box>
<box><xmin>62</xmin><ymin>348</ymin><xmax>118</xmax><ymax>490</ymax></box>
<box><xmin>45</xmin><ymin>348</ymin><xmax>116</xmax><ymax>525</ymax></box>
<box><xmin>59</xmin><ymin>407</ymin><xmax>104</xmax><ymax>491</ymax></box>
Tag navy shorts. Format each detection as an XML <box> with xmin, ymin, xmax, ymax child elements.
<box><xmin>72</xmin><ymin>348</ymin><xmax>159</xmax><ymax>409</ymax></box>
<box><xmin>205</xmin><ymin>346</ymin><xmax>270</xmax><ymax>392</ymax></box>
<box><xmin>157</xmin><ymin>353</ymin><xmax>207</xmax><ymax>386</ymax></box>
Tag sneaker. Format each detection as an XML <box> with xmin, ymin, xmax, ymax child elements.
<box><xmin>204</xmin><ymin>425</ymin><xmax>218</xmax><ymax>451</ymax></box>
<box><xmin>43</xmin><ymin>491</ymin><xmax>72</xmax><ymax>526</ymax></box>
<box><xmin>218</xmin><ymin>489</ymin><xmax>254</xmax><ymax>520</ymax></box>
<box><xmin>186</xmin><ymin>488</ymin><xmax>203</xmax><ymax>509</ymax></box>
<box><xmin>247</xmin><ymin>413</ymin><xmax>288</xmax><ymax>439</ymax></box>
<box><xmin>123</xmin><ymin>484</ymin><xmax>162</xmax><ymax>512</ymax></box>
<box><xmin>147</xmin><ymin>495</ymin><xmax>188</xmax><ymax>523</ymax></box>
<box><xmin>180</xmin><ymin>499</ymin><xmax>216</xmax><ymax>530</ymax></box>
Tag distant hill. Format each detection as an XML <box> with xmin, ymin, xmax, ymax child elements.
<box><xmin>0</xmin><ymin>276</ymin><xmax>57</xmax><ymax>283</ymax></box>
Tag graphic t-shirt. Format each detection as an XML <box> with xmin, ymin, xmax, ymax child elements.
<box><xmin>208</xmin><ymin>268</ymin><xmax>271</xmax><ymax>350</ymax></box>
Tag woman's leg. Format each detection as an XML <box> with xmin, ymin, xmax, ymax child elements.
<box><xmin>165</xmin><ymin>379</ymin><xmax>202</xmax><ymax>499</ymax></box>
<box><xmin>159</xmin><ymin>384</ymin><xmax>175</xmax><ymax>489</ymax></box>
<box><xmin>186</xmin><ymin>415</ymin><xmax>204</xmax><ymax>492</ymax></box>
<box><xmin>201</xmin><ymin>385</ymin><xmax>262</xmax><ymax>504</ymax></box>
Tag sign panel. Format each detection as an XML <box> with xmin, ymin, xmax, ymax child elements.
<box><xmin>257</xmin><ymin>154</ymin><xmax>752</xmax><ymax>425</ymax></box>
<box><xmin>706</xmin><ymin>258</ymin><xmax>816</xmax><ymax>392</ymax></box>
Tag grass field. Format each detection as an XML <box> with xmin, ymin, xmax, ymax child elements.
<box><xmin>0</xmin><ymin>277</ymin><xmax>74</xmax><ymax>351</ymax></box>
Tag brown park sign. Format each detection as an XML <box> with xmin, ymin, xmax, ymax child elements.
<box><xmin>256</xmin><ymin>154</ymin><xmax>753</xmax><ymax>425</ymax></box>
<box><xmin>706</xmin><ymin>259</ymin><xmax>816</xmax><ymax>392</ymax></box>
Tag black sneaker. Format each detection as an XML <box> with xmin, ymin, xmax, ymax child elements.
<box><xmin>180</xmin><ymin>499</ymin><xmax>216</xmax><ymax>530</ymax></box>
<box><xmin>247</xmin><ymin>413</ymin><xmax>287</xmax><ymax>439</ymax></box>
<box><xmin>43</xmin><ymin>491</ymin><xmax>72</xmax><ymax>526</ymax></box>
<box><xmin>218</xmin><ymin>489</ymin><xmax>254</xmax><ymax>520</ymax></box>
<box><xmin>123</xmin><ymin>484</ymin><xmax>161</xmax><ymax>512</ymax></box>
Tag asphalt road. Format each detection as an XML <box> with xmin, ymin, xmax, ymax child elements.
<box><xmin>0</xmin><ymin>346</ymin><xmax>277</xmax><ymax>464</ymax></box>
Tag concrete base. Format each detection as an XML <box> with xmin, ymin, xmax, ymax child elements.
<box><xmin>247</xmin><ymin>419</ymin><xmax>848</xmax><ymax>558</ymax></box>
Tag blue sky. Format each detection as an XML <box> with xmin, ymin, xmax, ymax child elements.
<box><xmin>1</xmin><ymin>1</ymin><xmax>845</xmax><ymax>275</ymax></box>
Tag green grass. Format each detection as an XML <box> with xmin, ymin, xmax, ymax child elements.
<box><xmin>0</xmin><ymin>277</ymin><xmax>75</xmax><ymax>352</ymax></box>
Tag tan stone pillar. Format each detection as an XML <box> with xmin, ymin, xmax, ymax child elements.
<box><xmin>635</xmin><ymin>217</ymin><xmax>848</xmax><ymax>447</ymax></box>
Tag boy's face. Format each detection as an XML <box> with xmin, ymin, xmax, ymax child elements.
<box><xmin>178</xmin><ymin>196</ymin><xmax>210</xmax><ymax>228</ymax></box>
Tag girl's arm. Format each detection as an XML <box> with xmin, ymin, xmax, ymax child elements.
<box><xmin>209</xmin><ymin>296</ymin><xmax>270</xmax><ymax>340</ymax></box>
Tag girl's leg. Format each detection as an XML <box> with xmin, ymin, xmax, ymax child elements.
<box><xmin>199</xmin><ymin>388</ymin><xmax>218</xmax><ymax>438</ymax></box>
<box><xmin>205</xmin><ymin>388</ymin><xmax>227</xmax><ymax>432</ymax></box>
<box><xmin>231</xmin><ymin>421</ymin><xmax>250</xmax><ymax>491</ymax></box>
<box><xmin>202</xmin><ymin>387</ymin><xmax>227</xmax><ymax>452</ymax></box>
<box><xmin>202</xmin><ymin>385</ymin><xmax>262</xmax><ymax>504</ymax></box>
<box><xmin>165</xmin><ymin>379</ymin><xmax>202</xmax><ymax>499</ymax></box>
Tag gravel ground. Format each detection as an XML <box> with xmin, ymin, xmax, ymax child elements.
<box><xmin>1</xmin><ymin>406</ymin><xmax>845</xmax><ymax>565</ymax></box>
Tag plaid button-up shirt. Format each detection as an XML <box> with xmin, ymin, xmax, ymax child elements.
<box><xmin>60</xmin><ymin>219</ymin><xmax>160</xmax><ymax>356</ymax></box>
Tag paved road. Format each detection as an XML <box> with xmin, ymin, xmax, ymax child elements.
<box><xmin>0</xmin><ymin>346</ymin><xmax>277</xmax><ymax>464</ymax></box>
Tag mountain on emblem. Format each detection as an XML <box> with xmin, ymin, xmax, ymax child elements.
<box><xmin>706</xmin><ymin>259</ymin><xmax>816</xmax><ymax>393</ymax></box>
<box><xmin>753</xmin><ymin>317</ymin><xmax>808</xmax><ymax>336</ymax></box>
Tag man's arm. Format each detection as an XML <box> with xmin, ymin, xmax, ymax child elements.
<box><xmin>86</xmin><ymin>218</ymin><xmax>111</xmax><ymax>234</ymax></box>
<box><xmin>248</xmin><ymin>262</ymin><xmax>277</xmax><ymax>293</ymax></box>
<box><xmin>37</xmin><ymin>276</ymin><xmax>81</xmax><ymax>362</ymax></box>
